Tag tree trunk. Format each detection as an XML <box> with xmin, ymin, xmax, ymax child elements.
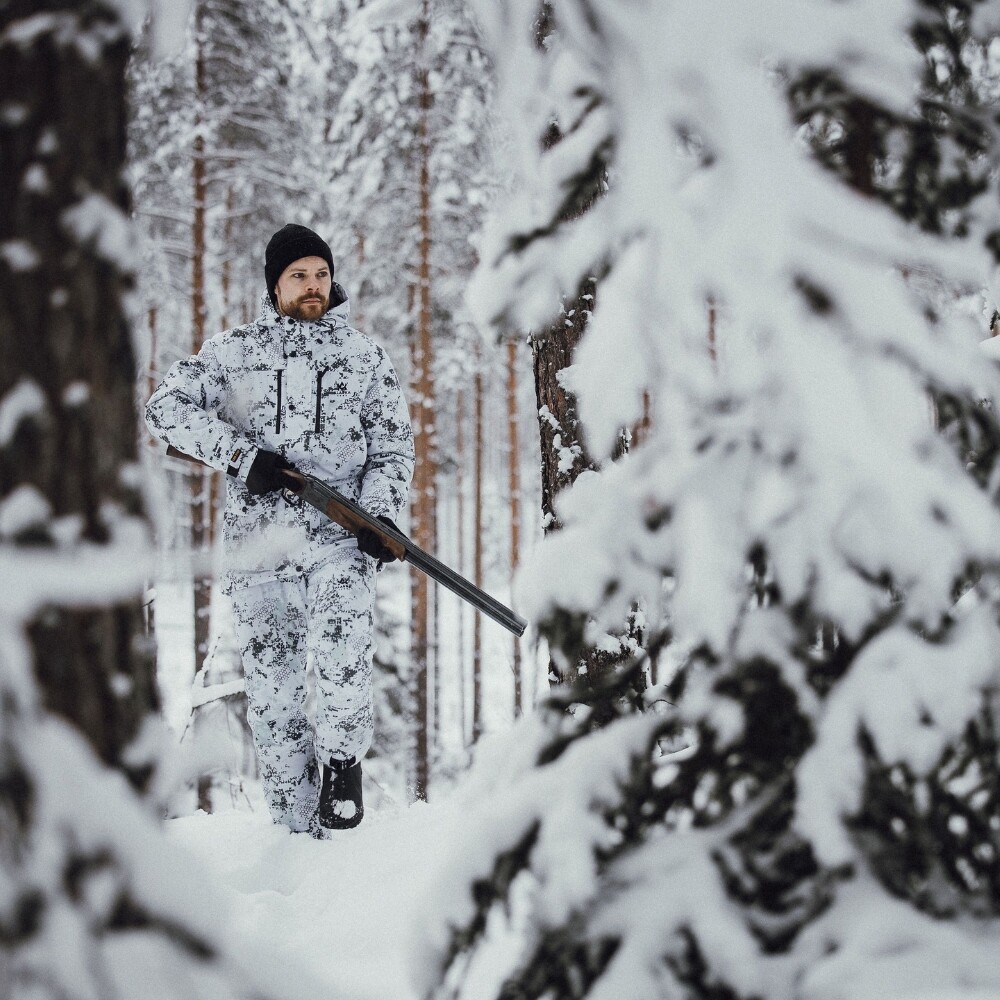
<box><xmin>707</xmin><ymin>297</ymin><xmax>717</xmax><ymax>367</ymax></box>
<box><xmin>507</xmin><ymin>338</ymin><xmax>524</xmax><ymax>715</ymax></box>
<box><xmin>843</xmin><ymin>98</ymin><xmax>877</xmax><ymax>197</ymax></box>
<box><xmin>0</xmin><ymin>8</ymin><xmax>251</xmax><ymax>987</ymax></box>
<box><xmin>190</xmin><ymin>1</ymin><xmax>215</xmax><ymax>813</ymax></box>
<box><xmin>355</xmin><ymin>227</ymin><xmax>366</xmax><ymax>328</ymax></box>
<box><xmin>455</xmin><ymin>389</ymin><xmax>467</xmax><ymax>741</ymax></box>
<box><xmin>146</xmin><ymin>306</ymin><xmax>159</xmax><ymax>448</ymax></box>
<box><xmin>472</xmin><ymin>346</ymin><xmax>485</xmax><ymax>741</ymax></box>
<box><xmin>221</xmin><ymin>184</ymin><xmax>234</xmax><ymax>331</ymax></box>
<box><xmin>527</xmin><ymin>10</ymin><xmax>638</xmax><ymax>696</ymax></box>
<box><xmin>407</xmin><ymin>0</ymin><xmax>436</xmax><ymax>800</ymax></box>
<box><xmin>0</xmin><ymin>1</ymin><xmax>158</xmax><ymax>776</ymax></box>
<box><xmin>531</xmin><ymin>284</ymin><xmax>596</xmax><ymax>520</ymax></box>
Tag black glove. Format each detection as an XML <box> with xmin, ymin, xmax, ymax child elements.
<box><xmin>356</xmin><ymin>516</ymin><xmax>401</xmax><ymax>563</ymax></box>
<box><xmin>244</xmin><ymin>450</ymin><xmax>297</xmax><ymax>496</ymax></box>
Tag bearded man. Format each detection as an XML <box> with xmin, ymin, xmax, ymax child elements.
<box><xmin>146</xmin><ymin>224</ymin><xmax>414</xmax><ymax>835</ymax></box>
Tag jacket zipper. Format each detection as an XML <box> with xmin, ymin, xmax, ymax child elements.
<box><xmin>314</xmin><ymin>369</ymin><xmax>326</xmax><ymax>433</ymax></box>
<box><xmin>275</xmin><ymin>369</ymin><xmax>283</xmax><ymax>434</ymax></box>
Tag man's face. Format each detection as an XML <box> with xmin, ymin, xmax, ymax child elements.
<box><xmin>274</xmin><ymin>256</ymin><xmax>333</xmax><ymax>321</ymax></box>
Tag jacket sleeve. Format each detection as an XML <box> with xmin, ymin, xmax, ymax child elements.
<box><xmin>145</xmin><ymin>338</ymin><xmax>258</xmax><ymax>478</ymax></box>
<box><xmin>358</xmin><ymin>348</ymin><xmax>415</xmax><ymax>521</ymax></box>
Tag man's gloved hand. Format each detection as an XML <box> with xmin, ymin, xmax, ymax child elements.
<box><xmin>356</xmin><ymin>516</ymin><xmax>401</xmax><ymax>564</ymax></box>
<box><xmin>244</xmin><ymin>450</ymin><xmax>297</xmax><ymax>496</ymax></box>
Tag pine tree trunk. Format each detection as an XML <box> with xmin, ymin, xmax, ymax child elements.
<box><xmin>355</xmin><ymin>227</ymin><xmax>366</xmax><ymax>328</ymax></box>
<box><xmin>190</xmin><ymin>2</ymin><xmax>211</xmax><ymax>673</ymax></box>
<box><xmin>190</xmin><ymin>1</ymin><xmax>215</xmax><ymax>813</ymax></box>
<box><xmin>146</xmin><ymin>306</ymin><xmax>159</xmax><ymax>448</ymax></box>
<box><xmin>531</xmin><ymin>281</ymin><xmax>598</xmax><ymax>517</ymax></box>
<box><xmin>221</xmin><ymin>184</ymin><xmax>233</xmax><ymax>331</ymax></box>
<box><xmin>472</xmin><ymin>348</ymin><xmax>485</xmax><ymax>741</ymax></box>
<box><xmin>707</xmin><ymin>298</ymin><xmax>717</xmax><ymax>366</ymax></box>
<box><xmin>0</xmin><ymin>11</ymin><xmax>255</xmax><ymax>988</ymax></box>
<box><xmin>409</xmin><ymin>327</ymin><xmax>433</xmax><ymax>797</ymax></box>
<box><xmin>407</xmin><ymin>0</ymin><xmax>437</xmax><ymax>800</ymax></box>
<box><xmin>455</xmin><ymin>389</ymin><xmax>467</xmax><ymax>742</ymax></box>
<box><xmin>192</xmin><ymin>326</ymin><xmax>246</xmax><ymax>811</ymax></box>
<box><xmin>507</xmin><ymin>338</ymin><xmax>523</xmax><ymax>715</ymax></box>
<box><xmin>432</xmin><ymin>471</ymin><xmax>440</xmax><ymax>752</ymax></box>
<box><xmin>843</xmin><ymin>98</ymin><xmax>877</xmax><ymax>197</ymax></box>
<box><xmin>524</xmin><ymin>7</ymin><xmax>646</xmax><ymax>696</ymax></box>
<box><xmin>0</xmin><ymin>1</ymin><xmax>158</xmax><ymax>774</ymax></box>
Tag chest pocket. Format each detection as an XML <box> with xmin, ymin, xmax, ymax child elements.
<box><xmin>313</xmin><ymin>369</ymin><xmax>369</xmax><ymax>475</ymax></box>
<box><xmin>314</xmin><ymin>369</ymin><xmax>365</xmax><ymax>435</ymax></box>
<box><xmin>225</xmin><ymin>366</ymin><xmax>284</xmax><ymax>436</ymax></box>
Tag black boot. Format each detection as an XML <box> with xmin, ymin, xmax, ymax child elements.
<box><xmin>319</xmin><ymin>757</ymin><xmax>364</xmax><ymax>830</ymax></box>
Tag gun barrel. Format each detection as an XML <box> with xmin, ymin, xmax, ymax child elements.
<box><xmin>404</xmin><ymin>544</ymin><xmax>528</xmax><ymax>637</ymax></box>
<box><xmin>299</xmin><ymin>475</ymin><xmax>528</xmax><ymax>638</ymax></box>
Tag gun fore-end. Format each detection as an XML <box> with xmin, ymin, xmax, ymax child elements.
<box><xmin>318</xmin><ymin>496</ymin><xmax>407</xmax><ymax>562</ymax></box>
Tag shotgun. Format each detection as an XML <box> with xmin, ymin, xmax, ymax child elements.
<box><xmin>166</xmin><ymin>445</ymin><xmax>527</xmax><ymax>637</ymax></box>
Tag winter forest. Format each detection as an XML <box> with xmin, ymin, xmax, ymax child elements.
<box><xmin>5</xmin><ymin>0</ymin><xmax>1000</xmax><ymax>997</ymax></box>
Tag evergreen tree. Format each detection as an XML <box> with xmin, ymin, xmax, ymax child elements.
<box><xmin>419</xmin><ymin>2</ymin><xmax>1000</xmax><ymax>998</ymax></box>
<box><xmin>0</xmin><ymin>2</ymin><xmax>287</xmax><ymax>994</ymax></box>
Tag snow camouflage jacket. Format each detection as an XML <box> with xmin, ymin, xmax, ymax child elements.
<box><xmin>145</xmin><ymin>284</ymin><xmax>415</xmax><ymax>593</ymax></box>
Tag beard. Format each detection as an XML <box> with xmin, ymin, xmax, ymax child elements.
<box><xmin>280</xmin><ymin>292</ymin><xmax>329</xmax><ymax>320</ymax></box>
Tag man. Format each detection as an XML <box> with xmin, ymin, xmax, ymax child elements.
<box><xmin>146</xmin><ymin>224</ymin><xmax>414</xmax><ymax>835</ymax></box>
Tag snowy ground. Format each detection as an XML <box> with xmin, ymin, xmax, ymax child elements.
<box><xmin>168</xmin><ymin>794</ymin><xmax>462</xmax><ymax>1000</ymax></box>
<box><xmin>152</xmin><ymin>549</ymin><xmax>536</xmax><ymax>998</ymax></box>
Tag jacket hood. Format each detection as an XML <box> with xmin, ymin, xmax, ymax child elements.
<box><xmin>258</xmin><ymin>281</ymin><xmax>351</xmax><ymax>327</ymax></box>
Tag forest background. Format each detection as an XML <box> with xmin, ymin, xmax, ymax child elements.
<box><xmin>5</xmin><ymin>0</ymin><xmax>1000</xmax><ymax>999</ymax></box>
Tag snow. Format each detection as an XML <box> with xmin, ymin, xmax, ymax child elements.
<box><xmin>62</xmin><ymin>380</ymin><xmax>91</xmax><ymax>406</ymax></box>
<box><xmin>189</xmin><ymin>677</ymin><xmax>245</xmax><ymax>709</ymax></box>
<box><xmin>167</xmin><ymin>799</ymin><xmax>463</xmax><ymax>1000</ymax></box>
<box><xmin>0</xmin><ymin>484</ymin><xmax>52</xmax><ymax>538</ymax></box>
<box><xmin>22</xmin><ymin>163</ymin><xmax>48</xmax><ymax>193</ymax></box>
<box><xmin>979</xmin><ymin>336</ymin><xmax>1000</xmax><ymax>359</ymax></box>
<box><xmin>796</xmin><ymin>602</ymin><xmax>1000</xmax><ymax>865</ymax></box>
<box><xmin>450</xmin><ymin>1</ymin><xmax>1000</xmax><ymax>997</ymax></box>
<box><xmin>0</xmin><ymin>377</ymin><xmax>46</xmax><ymax>445</ymax></box>
<box><xmin>0</xmin><ymin>102</ymin><xmax>29</xmax><ymax>126</ymax></box>
<box><xmin>62</xmin><ymin>193</ymin><xmax>134</xmax><ymax>268</ymax></box>
<box><xmin>331</xmin><ymin>799</ymin><xmax>357</xmax><ymax>819</ymax></box>
<box><xmin>347</xmin><ymin>0</ymin><xmax>419</xmax><ymax>33</ymax></box>
<box><xmin>99</xmin><ymin>0</ymin><xmax>192</xmax><ymax>56</ymax></box>
<box><xmin>0</xmin><ymin>238</ymin><xmax>40</xmax><ymax>271</ymax></box>
<box><xmin>14</xmin><ymin>2</ymin><xmax>992</xmax><ymax>998</ymax></box>
<box><xmin>1</xmin><ymin>13</ymin><xmax>64</xmax><ymax>48</ymax></box>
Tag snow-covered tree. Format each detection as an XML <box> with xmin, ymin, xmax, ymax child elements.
<box><xmin>326</xmin><ymin>0</ymin><xmax>500</xmax><ymax>792</ymax></box>
<box><xmin>0</xmin><ymin>3</ymin><xmax>309</xmax><ymax>995</ymax></box>
<box><xmin>416</xmin><ymin>2</ymin><xmax>1000</xmax><ymax>998</ymax></box>
<box><xmin>128</xmin><ymin>0</ymin><xmax>333</xmax><ymax>807</ymax></box>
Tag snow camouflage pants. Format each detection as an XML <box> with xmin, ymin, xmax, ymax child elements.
<box><xmin>230</xmin><ymin>544</ymin><xmax>376</xmax><ymax>832</ymax></box>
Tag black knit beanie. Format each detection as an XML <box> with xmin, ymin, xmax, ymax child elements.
<box><xmin>265</xmin><ymin>224</ymin><xmax>335</xmax><ymax>309</ymax></box>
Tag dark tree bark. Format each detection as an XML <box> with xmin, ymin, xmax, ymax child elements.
<box><xmin>507</xmin><ymin>337</ymin><xmax>523</xmax><ymax>715</ymax></box>
<box><xmin>0</xmin><ymin>3</ymin><xmax>243</xmax><ymax>993</ymax></box>
<box><xmin>528</xmin><ymin>5</ymin><xmax>640</xmax><ymax>698</ymax></box>
<box><xmin>532</xmin><ymin>277</ymin><xmax>599</xmax><ymax>536</ymax></box>
<box><xmin>0</xmin><ymin>0</ymin><xmax>158</xmax><ymax>775</ymax></box>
